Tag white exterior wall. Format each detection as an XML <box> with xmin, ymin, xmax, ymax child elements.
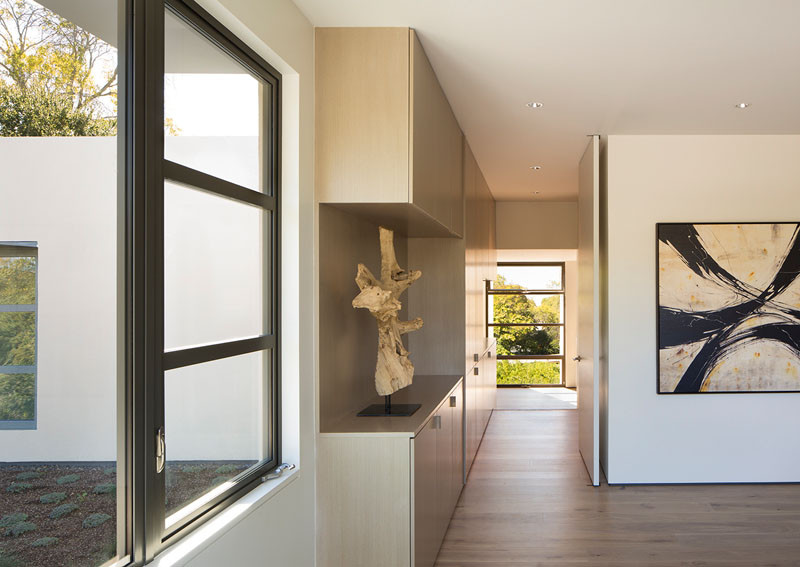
<box><xmin>605</xmin><ymin>135</ymin><xmax>800</xmax><ymax>483</ymax></box>
<box><xmin>0</xmin><ymin>137</ymin><xmax>118</xmax><ymax>462</ymax></box>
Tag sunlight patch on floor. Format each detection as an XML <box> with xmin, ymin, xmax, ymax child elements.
<box><xmin>495</xmin><ymin>386</ymin><xmax>577</xmax><ymax>410</ymax></box>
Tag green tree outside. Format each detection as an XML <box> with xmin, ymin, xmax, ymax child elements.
<box><xmin>0</xmin><ymin>0</ymin><xmax>117</xmax><ymax>136</ymax></box>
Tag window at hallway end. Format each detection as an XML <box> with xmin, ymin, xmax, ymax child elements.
<box><xmin>488</xmin><ymin>262</ymin><xmax>566</xmax><ymax>386</ymax></box>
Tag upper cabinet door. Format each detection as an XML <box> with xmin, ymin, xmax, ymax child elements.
<box><xmin>315</xmin><ymin>28</ymin><xmax>410</xmax><ymax>204</ymax></box>
<box><xmin>315</xmin><ymin>28</ymin><xmax>464</xmax><ymax>238</ymax></box>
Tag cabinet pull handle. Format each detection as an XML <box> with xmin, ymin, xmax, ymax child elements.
<box><xmin>433</xmin><ymin>415</ymin><xmax>442</xmax><ymax>430</ymax></box>
<box><xmin>473</xmin><ymin>353</ymin><xmax>479</xmax><ymax>362</ymax></box>
<box><xmin>474</xmin><ymin>367</ymin><xmax>479</xmax><ymax>376</ymax></box>
<box><xmin>450</xmin><ymin>395</ymin><xmax>457</xmax><ymax>407</ymax></box>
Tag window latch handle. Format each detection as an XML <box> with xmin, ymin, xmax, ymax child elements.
<box><xmin>155</xmin><ymin>427</ymin><xmax>166</xmax><ymax>474</ymax></box>
<box><xmin>262</xmin><ymin>463</ymin><xmax>295</xmax><ymax>482</ymax></box>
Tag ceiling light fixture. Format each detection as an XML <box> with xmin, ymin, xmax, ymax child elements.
<box><xmin>735</xmin><ymin>102</ymin><xmax>750</xmax><ymax>109</ymax></box>
<box><xmin>530</xmin><ymin>165</ymin><xmax>542</xmax><ymax>170</ymax></box>
<box><xmin>525</xmin><ymin>102</ymin><xmax>543</xmax><ymax>109</ymax></box>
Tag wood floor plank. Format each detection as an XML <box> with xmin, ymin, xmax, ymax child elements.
<box><xmin>434</xmin><ymin>409</ymin><xmax>800</xmax><ymax>566</ymax></box>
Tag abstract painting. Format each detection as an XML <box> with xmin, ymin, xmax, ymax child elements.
<box><xmin>657</xmin><ymin>223</ymin><xmax>800</xmax><ymax>393</ymax></box>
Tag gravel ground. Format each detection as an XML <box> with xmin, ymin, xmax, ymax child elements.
<box><xmin>0</xmin><ymin>461</ymin><xmax>253</xmax><ymax>567</ymax></box>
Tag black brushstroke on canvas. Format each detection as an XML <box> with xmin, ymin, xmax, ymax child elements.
<box><xmin>658</xmin><ymin>223</ymin><xmax>800</xmax><ymax>392</ymax></box>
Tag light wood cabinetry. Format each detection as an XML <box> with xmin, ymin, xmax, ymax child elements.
<box><xmin>316</xmin><ymin>27</ymin><xmax>464</xmax><ymax>238</ymax></box>
<box><xmin>318</xmin><ymin>376</ymin><xmax>463</xmax><ymax>567</ymax></box>
<box><xmin>463</xmin><ymin>141</ymin><xmax>498</xmax><ymax>478</ymax></box>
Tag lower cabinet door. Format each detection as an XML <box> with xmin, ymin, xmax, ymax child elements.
<box><xmin>450</xmin><ymin>383</ymin><xmax>464</xmax><ymax>509</ymax></box>
<box><xmin>436</xmin><ymin>406</ymin><xmax>454</xmax><ymax>546</ymax></box>
<box><xmin>414</xmin><ymin>418</ymin><xmax>439</xmax><ymax>567</ymax></box>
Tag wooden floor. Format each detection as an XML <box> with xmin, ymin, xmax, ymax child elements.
<box><xmin>435</xmin><ymin>410</ymin><xmax>800</xmax><ymax>566</ymax></box>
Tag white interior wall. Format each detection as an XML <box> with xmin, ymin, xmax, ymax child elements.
<box><xmin>606</xmin><ymin>135</ymin><xmax>800</xmax><ymax>483</ymax></box>
<box><xmin>496</xmin><ymin>201</ymin><xmax>578</xmax><ymax>250</ymax></box>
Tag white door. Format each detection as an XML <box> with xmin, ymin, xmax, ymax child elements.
<box><xmin>577</xmin><ymin>135</ymin><xmax>600</xmax><ymax>486</ymax></box>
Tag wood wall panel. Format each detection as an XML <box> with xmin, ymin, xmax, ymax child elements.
<box><xmin>409</xmin><ymin>31</ymin><xmax>464</xmax><ymax>237</ymax></box>
<box><xmin>407</xmin><ymin>238</ymin><xmax>466</xmax><ymax>376</ymax></box>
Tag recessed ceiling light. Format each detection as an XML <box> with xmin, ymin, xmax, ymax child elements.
<box><xmin>530</xmin><ymin>165</ymin><xmax>542</xmax><ymax>170</ymax></box>
<box><xmin>735</xmin><ymin>102</ymin><xmax>750</xmax><ymax>109</ymax></box>
<box><xmin>525</xmin><ymin>102</ymin><xmax>543</xmax><ymax>109</ymax></box>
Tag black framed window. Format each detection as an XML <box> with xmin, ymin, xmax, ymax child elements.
<box><xmin>0</xmin><ymin>0</ymin><xmax>280</xmax><ymax>562</ymax></box>
<box><xmin>125</xmin><ymin>0</ymin><xmax>282</xmax><ymax>562</ymax></box>
<box><xmin>488</xmin><ymin>263</ymin><xmax>566</xmax><ymax>386</ymax></box>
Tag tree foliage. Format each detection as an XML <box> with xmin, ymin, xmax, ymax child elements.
<box><xmin>496</xmin><ymin>361</ymin><xmax>561</xmax><ymax>385</ymax></box>
<box><xmin>0</xmin><ymin>0</ymin><xmax>117</xmax><ymax>136</ymax></box>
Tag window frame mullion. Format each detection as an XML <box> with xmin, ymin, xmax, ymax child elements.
<box><xmin>128</xmin><ymin>0</ymin><xmax>166</xmax><ymax>562</ymax></box>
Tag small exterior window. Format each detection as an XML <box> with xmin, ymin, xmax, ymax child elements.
<box><xmin>0</xmin><ymin>242</ymin><xmax>37</xmax><ymax>429</ymax></box>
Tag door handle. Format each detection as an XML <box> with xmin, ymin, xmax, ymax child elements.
<box><xmin>573</xmin><ymin>355</ymin><xmax>583</xmax><ymax>362</ymax></box>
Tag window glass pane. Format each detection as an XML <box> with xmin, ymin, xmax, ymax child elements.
<box><xmin>164</xmin><ymin>9</ymin><xmax>265</xmax><ymax>192</ymax></box>
<box><xmin>492</xmin><ymin>294</ymin><xmax>563</xmax><ymax>325</ymax></box>
<box><xmin>0</xmin><ymin>312</ymin><xmax>35</xmax><ymax>366</ymax></box>
<box><xmin>164</xmin><ymin>182</ymin><xmax>264</xmax><ymax>350</ymax></box>
<box><xmin>0</xmin><ymin>0</ymin><xmax>120</xmax><ymax>564</ymax></box>
<box><xmin>0</xmin><ymin>256</ymin><xmax>36</xmax><ymax>304</ymax></box>
<box><xmin>497</xmin><ymin>359</ymin><xmax>562</xmax><ymax>386</ymax></box>
<box><xmin>494</xmin><ymin>265</ymin><xmax>562</xmax><ymax>291</ymax></box>
<box><xmin>493</xmin><ymin>325</ymin><xmax>562</xmax><ymax>356</ymax></box>
<box><xmin>164</xmin><ymin>350</ymin><xmax>268</xmax><ymax>525</ymax></box>
<box><xmin>0</xmin><ymin>373</ymin><xmax>34</xmax><ymax>420</ymax></box>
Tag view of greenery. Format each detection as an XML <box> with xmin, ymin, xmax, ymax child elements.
<box><xmin>0</xmin><ymin>0</ymin><xmax>117</xmax><ymax>136</ymax></box>
<box><xmin>497</xmin><ymin>360</ymin><xmax>561</xmax><ymax>385</ymax></box>
<box><xmin>0</xmin><ymin>256</ymin><xmax>36</xmax><ymax>421</ymax></box>
<box><xmin>492</xmin><ymin>273</ymin><xmax>563</xmax><ymax>385</ymax></box>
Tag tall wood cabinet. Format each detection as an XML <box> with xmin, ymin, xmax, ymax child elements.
<box><xmin>463</xmin><ymin>142</ymin><xmax>498</xmax><ymax>477</ymax></box>
<box><xmin>316</xmin><ymin>27</ymin><xmax>464</xmax><ymax>237</ymax></box>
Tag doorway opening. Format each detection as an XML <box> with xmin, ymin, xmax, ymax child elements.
<box><xmin>489</xmin><ymin>257</ymin><xmax>577</xmax><ymax>410</ymax></box>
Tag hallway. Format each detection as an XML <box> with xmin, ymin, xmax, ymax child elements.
<box><xmin>435</xmin><ymin>410</ymin><xmax>800</xmax><ymax>566</ymax></box>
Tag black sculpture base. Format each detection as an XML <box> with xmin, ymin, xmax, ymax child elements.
<box><xmin>357</xmin><ymin>395</ymin><xmax>420</xmax><ymax>417</ymax></box>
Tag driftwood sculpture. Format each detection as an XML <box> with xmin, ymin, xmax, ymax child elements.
<box><xmin>352</xmin><ymin>227</ymin><xmax>423</xmax><ymax>396</ymax></box>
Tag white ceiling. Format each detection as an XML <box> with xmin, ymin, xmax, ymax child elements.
<box><xmin>293</xmin><ymin>0</ymin><xmax>800</xmax><ymax>201</ymax></box>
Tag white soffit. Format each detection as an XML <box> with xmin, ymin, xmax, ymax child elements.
<box><xmin>497</xmin><ymin>250</ymin><xmax>578</xmax><ymax>263</ymax></box>
<box><xmin>294</xmin><ymin>0</ymin><xmax>800</xmax><ymax>201</ymax></box>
